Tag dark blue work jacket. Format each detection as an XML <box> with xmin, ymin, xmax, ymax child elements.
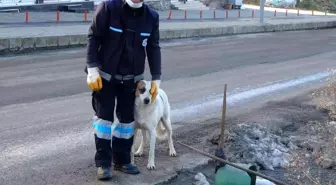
<box><xmin>86</xmin><ymin>0</ymin><xmax>161</xmax><ymax>81</ymax></box>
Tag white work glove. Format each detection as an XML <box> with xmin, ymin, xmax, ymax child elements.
<box><xmin>87</xmin><ymin>67</ymin><xmax>103</xmax><ymax>91</ymax></box>
<box><xmin>150</xmin><ymin>80</ymin><xmax>161</xmax><ymax>102</ymax></box>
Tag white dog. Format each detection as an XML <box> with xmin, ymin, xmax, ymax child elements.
<box><xmin>131</xmin><ymin>80</ymin><xmax>177</xmax><ymax>170</ymax></box>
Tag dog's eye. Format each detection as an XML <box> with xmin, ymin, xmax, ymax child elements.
<box><xmin>140</xmin><ymin>88</ymin><xmax>146</xmax><ymax>94</ymax></box>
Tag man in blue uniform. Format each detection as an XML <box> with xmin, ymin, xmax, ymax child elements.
<box><xmin>85</xmin><ymin>0</ymin><xmax>161</xmax><ymax>180</ymax></box>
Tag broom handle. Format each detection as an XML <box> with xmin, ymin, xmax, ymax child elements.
<box><xmin>219</xmin><ymin>84</ymin><xmax>227</xmax><ymax>149</ymax></box>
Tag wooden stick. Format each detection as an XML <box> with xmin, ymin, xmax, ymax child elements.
<box><xmin>219</xmin><ymin>84</ymin><xmax>227</xmax><ymax>149</ymax></box>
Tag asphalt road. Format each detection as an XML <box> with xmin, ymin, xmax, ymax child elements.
<box><xmin>0</xmin><ymin>29</ymin><xmax>336</xmax><ymax>185</ymax></box>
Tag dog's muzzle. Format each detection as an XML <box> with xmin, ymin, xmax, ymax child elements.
<box><xmin>144</xmin><ymin>98</ymin><xmax>150</xmax><ymax>104</ymax></box>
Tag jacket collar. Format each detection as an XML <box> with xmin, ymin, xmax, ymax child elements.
<box><xmin>122</xmin><ymin>0</ymin><xmax>145</xmax><ymax>17</ymax></box>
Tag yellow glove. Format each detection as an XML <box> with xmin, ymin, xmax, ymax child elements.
<box><xmin>150</xmin><ymin>80</ymin><xmax>161</xmax><ymax>102</ymax></box>
<box><xmin>87</xmin><ymin>67</ymin><xmax>103</xmax><ymax>91</ymax></box>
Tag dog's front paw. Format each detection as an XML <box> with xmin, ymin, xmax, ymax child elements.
<box><xmin>169</xmin><ymin>149</ymin><xmax>177</xmax><ymax>157</ymax></box>
<box><xmin>147</xmin><ymin>162</ymin><xmax>156</xmax><ymax>170</ymax></box>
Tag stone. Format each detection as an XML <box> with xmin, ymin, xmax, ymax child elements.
<box><xmin>320</xmin><ymin>158</ymin><xmax>335</xmax><ymax>169</ymax></box>
<box><xmin>69</xmin><ymin>35</ymin><xmax>81</xmax><ymax>45</ymax></box>
<box><xmin>207</xmin><ymin>1</ymin><xmax>225</xmax><ymax>9</ymax></box>
<box><xmin>78</xmin><ymin>35</ymin><xmax>88</xmax><ymax>45</ymax></box>
<box><xmin>145</xmin><ymin>0</ymin><xmax>172</xmax><ymax>11</ymax></box>
<box><xmin>58</xmin><ymin>35</ymin><xmax>70</xmax><ymax>47</ymax></box>
<box><xmin>35</xmin><ymin>37</ymin><xmax>47</xmax><ymax>48</ymax></box>
<box><xmin>9</xmin><ymin>38</ymin><xmax>22</xmax><ymax>51</ymax></box>
<box><xmin>272</xmin><ymin>156</ymin><xmax>283</xmax><ymax>167</ymax></box>
<box><xmin>256</xmin><ymin>177</ymin><xmax>276</xmax><ymax>185</ymax></box>
<box><xmin>211</xmin><ymin>27</ymin><xmax>223</xmax><ymax>36</ymax></box>
<box><xmin>226</xmin><ymin>26</ymin><xmax>235</xmax><ymax>35</ymax></box>
<box><xmin>35</xmin><ymin>36</ymin><xmax>58</xmax><ymax>48</ymax></box>
<box><xmin>192</xmin><ymin>29</ymin><xmax>201</xmax><ymax>37</ymax></box>
<box><xmin>22</xmin><ymin>37</ymin><xmax>35</xmax><ymax>49</ymax></box>
<box><xmin>212</xmin><ymin>123</ymin><xmax>296</xmax><ymax>171</ymax></box>
<box><xmin>165</xmin><ymin>30</ymin><xmax>175</xmax><ymax>39</ymax></box>
<box><xmin>173</xmin><ymin>29</ymin><xmax>184</xmax><ymax>39</ymax></box>
<box><xmin>194</xmin><ymin>172</ymin><xmax>210</xmax><ymax>185</ymax></box>
<box><xmin>200</xmin><ymin>28</ymin><xmax>212</xmax><ymax>37</ymax></box>
<box><xmin>159</xmin><ymin>30</ymin><xmax>168</xmax><ymax>40</ymax></box>
<box><xmin>280</xmin><ymin>158</ymin><xmax>290</xmax><ymax>168</ymax></box>
<box><xmin>178</xmin><ymin>29</ymin><xmax>187</xmax><ymax>38</ymax></box>
<box><xmin>185</xmin><ymin>29</ymin><xmax>195</xmax><ymax>38</ymax></box>
<box><xmin>272</xmin><ymin>149</ymin><xmax>282</xmax><ymax>157</ymax></box>
<box><xmin>45</xmin><ymin>36</ymin><xmax>58</xmax><ymax>47</ymax></box>
<box><xmin>0</xmin><ymin>38</ymin><xmax>9</xmax><ymax>52</ymax></box>
<box><xmin>264</xmin><ymin>24</ymin><xmax>276</xmax><ymax>32</ymax></box>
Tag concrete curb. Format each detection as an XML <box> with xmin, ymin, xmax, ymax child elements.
<box><xmin>1</xmin><ymin>19</ymin><xmax>336</xmax><ymax>55</ymax></box>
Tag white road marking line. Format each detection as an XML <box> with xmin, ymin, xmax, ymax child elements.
<box><xmin>171</xmin><ymin>71</ymin><xmax>333</xmax><ymax>123</ymax></box>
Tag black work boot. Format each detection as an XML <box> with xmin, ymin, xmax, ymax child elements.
<box><xmin>114</xmin><ymin>163</ymin><xmax>140</xmax><ymax>174</ymax></box>
<box><xmin>97</xmin><ymin>167</ymin><xmax>112</xmax><ymax>181</ymax></box>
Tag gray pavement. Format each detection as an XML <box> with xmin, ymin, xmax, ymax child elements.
<box><xmin>0</xmin><ymin>9</ymin><xmax>316</xmax><ymax>25</ymax></box>
<box><xmin>0</xmin><ymin>29</ymin><xmax>336</xmax><ymax>185</ymax></box>
<box><xmin>1</xmin><ymin>16</ymin><xmax>334</xmax><ymax>39</ymax></box>
<box><xmin>1</xmin><ymin>13</ymin><xmax>335</xmax><ymax>56</ymax></box>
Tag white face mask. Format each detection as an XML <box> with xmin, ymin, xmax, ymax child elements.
<box><xmin>125</xmin><ymin>0</ymin><xmax>143</xmax><ymax>8</ymax></box>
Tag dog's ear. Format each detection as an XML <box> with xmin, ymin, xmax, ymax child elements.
<box><xmin>136</xmin><ymin>80</ymin><xmax>146</xmax><ymax>97</ymax></box>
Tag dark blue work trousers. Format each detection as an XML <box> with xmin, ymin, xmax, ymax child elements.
<box><xmin>91</xmin><ymin>77</ymin><xmax>137</xmax><ymax>168</ymax></box>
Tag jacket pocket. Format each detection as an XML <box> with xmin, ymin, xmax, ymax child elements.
<box><xmin>104</xmin><ymin>25</ymin><xmax>123</xmax><ymax>70</ymax></box>
<box><xmin>139</xmin><ymin>32</ymin><xmax>150</xmax><ymax>48</ymax></box>
<box><xmin>108</xmin><ymin>26</ymin><xmax>123</xmax><ymax>41</ymax></box>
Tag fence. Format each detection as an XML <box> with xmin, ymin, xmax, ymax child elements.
<box><xmin>0</xmin><ymin>0</ymin><xmax>103</xmax><ymax>7</ymax></box>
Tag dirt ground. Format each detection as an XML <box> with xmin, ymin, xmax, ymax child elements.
<box><xmin>152</xmin><ymin>87</ymin><xmax>336</xmax><ymax>185</ymax></box>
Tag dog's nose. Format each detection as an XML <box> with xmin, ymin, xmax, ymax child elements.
<box><xmin>144</xmin><ymin>98</ymin><xmax>150</xmax><ymax>104</ymax></box>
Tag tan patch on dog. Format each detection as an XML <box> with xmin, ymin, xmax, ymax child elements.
<box><xmin>136</xmin><ymin>81</ymin><xmax>146</xmax><ymax>97</ymax></box>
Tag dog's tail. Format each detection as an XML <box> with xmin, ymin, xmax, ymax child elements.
<box><xmin>156</xmin><ymin>121</ymin><xmax>167</xmax><ymax>140</ymax></box>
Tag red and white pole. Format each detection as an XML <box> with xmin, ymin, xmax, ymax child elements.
<box><xmin>56</xmin><ymin>11</ymin><xmax>60</xmax><ymax>22</ymax></box>
<box><xmin>25</xmin><ymin>11</ymin><xmax>29</xmax><ymax>23</ymax></box>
